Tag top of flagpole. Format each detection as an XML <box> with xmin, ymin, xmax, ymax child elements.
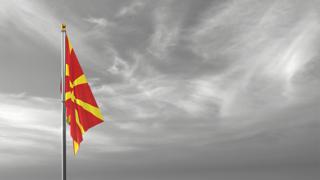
<box><xmin>61</xmin><ymin>24</ymin><xmax>66</xmax><ymax>32</ymax></box>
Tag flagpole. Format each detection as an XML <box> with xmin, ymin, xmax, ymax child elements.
<box><xmin>61</xmin><ymin>23</ymin><xmax>67</xmax><ymax>180</ymax></box>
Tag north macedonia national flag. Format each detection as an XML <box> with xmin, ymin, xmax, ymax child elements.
<box><xmin>65</xmin><ymin>34</ymin><xmax>104</xmax><ymax>154</ymax></box>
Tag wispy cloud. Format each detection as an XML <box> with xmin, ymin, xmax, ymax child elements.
<box><xmin>0</xmin><ymin>0</ymin><xmax>60</xmax><ymax>47</ymax></box>
<box><xmin>0</xmin><ymin>93</ymin><xmax>60</xmax><ymax>165</ymax></box>
<box><xmin>186</xmin><ymin>0</ymin><xmax>320</xmax><ymax>116</ymax></box>
<box><xmin>0</xmin><ymin>92</ymin><xmax>136</xmax><ymax>165</ymax></box>
<box><xmin>1</xmin><ymin>0</ymin><xmax>319</xmax><ymax>178</ymax></box>
<box><xmin>84</xmin><ymin>17</ymin><xmax>114</xmax><ymax>28</ymax></box>
<box><xmin>147</xmin><ymin>6</ymin><xmax>180</xmax><ymax>58</ymax></box>
<box><xmin>116</xmin><ymin>1</ymin><xmax>145</xmax><ymax>17</ymax></box>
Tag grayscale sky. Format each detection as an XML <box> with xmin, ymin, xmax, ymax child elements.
<box><xmin>0</xmin><ymin>0</ymin><xmax>319</xmax><ymax>180</ymax></box>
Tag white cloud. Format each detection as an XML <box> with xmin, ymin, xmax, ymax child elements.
<box><xmin>147</xmin><ymin>7</ymin><xmax>180</xmax><ymax>58</ymax></box>
<box><xmin>116</xmin><ymin>1</ymin><xmax>145</xmax><ymax>17</ymax></box>
<box><xmin>84</xmin><ymin>17</ymin><xmax>113</xmax><ymax>28</ymax></box>
<box><xmin>186</xmin><ymin>0</ymin><xmax>320</xmax><ymax>116</ymax></box>
<box><xmin>0</xmin><ymin>0</ymin><xmax>319</xmax><ymax>174</ymax></box>
<box><xmin>0</xmin><ymin>0</ymin><xmax>108</xmax><ymax>71</ymax></box>
<box><xmin>261</xmin><ymin>17</ymin><xmax>319</xmax><ymax>97</ymax></box>
<box><xmin>108</xmin><ymin>56</ymin><xmax>130</xmax><ymax>75</ymax></box>
<box><xmin>0</xmin><ymin>93</ymin><xmax>60</xmax><ymax>165</ymax></box>
<box><xmin>0</xmin><ymin>93</ymin><xmax>134</xmax><ymax>164</ymax></box>
<box><xmin>0</xmin><ymin>0</ymin><xmax>60</xmax><ymax>47</ymax></box>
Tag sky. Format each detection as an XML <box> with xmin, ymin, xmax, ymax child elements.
<box><xmin>0</xmin><ymin>0</ymin><xmax>319</xmax><ymax>180</ymax></box>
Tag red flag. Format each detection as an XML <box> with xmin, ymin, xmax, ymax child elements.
<box><xmin>65</xmin><ymin>34</ymin><xmax>104</xmax><ymax>154</ymax></box>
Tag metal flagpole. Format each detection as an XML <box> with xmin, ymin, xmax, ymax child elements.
<box><xmin>61</xmin><ymin>23</ymin><xmax>67</xmax><ymax>180</ymax></box>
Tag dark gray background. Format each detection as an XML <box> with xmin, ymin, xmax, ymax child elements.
<box><xmin>0</xmin><ymin>0</ymin><xmax>319</xmax><ymax>179</ymax></box>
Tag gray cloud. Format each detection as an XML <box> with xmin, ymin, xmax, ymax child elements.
<box><xmin>0</xmin><ymin>0</ymin><xmax>319</xmax><ymax>180</ymax></box>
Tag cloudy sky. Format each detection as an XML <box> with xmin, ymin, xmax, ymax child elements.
<box><xmin>0</xmin><ymin>0</ymin><xmax>319</xmax><ymax>179</ymax></box>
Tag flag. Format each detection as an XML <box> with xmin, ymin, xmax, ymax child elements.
<box><xmin>64</xmin><ymin>34</ymin><xmax>104</xmax><ymax>155</ymax></box>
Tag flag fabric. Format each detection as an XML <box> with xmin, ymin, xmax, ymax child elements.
<box><xmin>64</xmin><ymin>34</ymin><xmax>104</xmax><ymax>155</ymax></box>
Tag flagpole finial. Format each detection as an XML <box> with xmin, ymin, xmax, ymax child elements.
<box><xmin>61</xmin><ymin>24</ymin><xmax>66</xmax><ymax>32</ymax></box>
